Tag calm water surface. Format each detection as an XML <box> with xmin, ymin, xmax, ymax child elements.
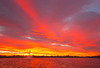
<box><xmin>0</xmin><ymin>58</ymin><xmax>100</xmax><ymax>68</ymax></box>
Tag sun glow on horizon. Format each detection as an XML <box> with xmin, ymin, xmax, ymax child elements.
<box><xmin>0</xmin><ymin>0</ymin><xmax>100</xmax><ymax>56</ymax></box>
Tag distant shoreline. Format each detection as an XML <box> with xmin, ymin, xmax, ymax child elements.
<box><xmin>0</xmin><ymin>56</ymin><xmax>100</xmax><ymax>58</ymax></box>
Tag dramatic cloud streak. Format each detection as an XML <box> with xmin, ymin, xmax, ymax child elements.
<box><xmin>0</xmin><ymin>0</ymin><xmax>100</xmax><ymax>56</ymax></box>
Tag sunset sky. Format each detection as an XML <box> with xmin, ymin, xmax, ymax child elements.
<box><xmin>0</xmin><ymin>0</ymin><xmax>100</xmax><ymax>56</ymax></box>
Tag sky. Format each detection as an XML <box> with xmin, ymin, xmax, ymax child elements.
<box><xmin>0</xmin><ymin>0</ymin><xmax>100</xmax><ymax>56</ymax></box>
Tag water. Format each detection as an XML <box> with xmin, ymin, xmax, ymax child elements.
<box><xmin>0</xmin><ymin>58</ymin><xmax>100</xmax><ymax>68</ymax></box>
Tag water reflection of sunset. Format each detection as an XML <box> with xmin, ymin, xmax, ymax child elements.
<box><xmin>0</xmin><ymin>58</ymin><xmax>100</xmax><ymax>68</ymax></box>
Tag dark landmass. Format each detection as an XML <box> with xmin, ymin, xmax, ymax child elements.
<box><xmin>0</xmin><ymin>55</ymin><xmax>100</xmax><ymax>58</ymax></box>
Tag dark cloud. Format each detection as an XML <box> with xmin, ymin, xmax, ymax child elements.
<box><xmin>83</xmin><ymin>46</ymin><xmax>100</xmax><ymax>52</ymax></box>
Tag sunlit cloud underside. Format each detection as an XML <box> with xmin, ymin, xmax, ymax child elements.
<box><xmin>0</xmin><ymin>0</ymin><xmax>100</xmax><ymax>56</ymax></box>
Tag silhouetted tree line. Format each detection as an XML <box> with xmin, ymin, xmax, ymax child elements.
<box><xmin>0</xmin><ymin>55</ymin><xmax>100</xmax><ymax>58</ymax></box>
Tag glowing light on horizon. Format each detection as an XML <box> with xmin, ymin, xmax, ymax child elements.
<box><xmin>0</xmin><ymin>0</ymin><xmax>100</xmax><ymax>56</ymax></box>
